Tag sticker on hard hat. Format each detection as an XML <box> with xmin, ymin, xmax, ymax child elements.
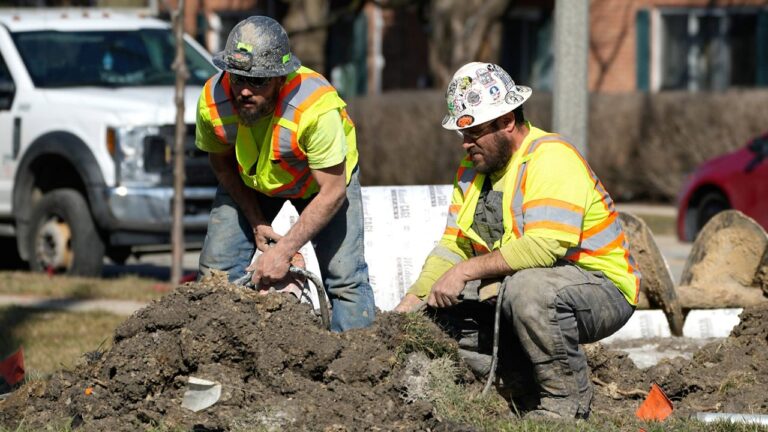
<box><xmin>505</xmin><ymin>92</ymin><xmax>524</xmax><ymax>105</ymax></box>
<box><xmin>515</xmin><ymin>85</ymin><xmax>531</xmax><ymax>94</ymax></box>
<box><xmin>226</xmin><ymin>51</ymin><xmax>253</xmax><ymax>71</ymax></box>
<box><xmin>489</xmin><ymin>86</ymin><xmax>501</xmax><ymax>101</ymax></box>
<box><xmin>456</xmin><ymin>115</ymin><xmax>474</xmax><ymax>127</ymax></box>
<box><xmin>466</xmin><ymin>91</ymin><xmax>482</xmax><ymax>106</ymax></box>
<box><xmin>476</xmin><ymin>69</ymin><xmax>494</xmax><ymax>87</ymax></box>
<box><xmin>236</xmin><ymin>42</ymin><xmax>254</xmax><ymax>53</ymax></box>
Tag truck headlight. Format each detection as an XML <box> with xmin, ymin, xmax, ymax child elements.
<box><xmin>109</xmin><ymin>126</ymin><xmax>165</xmax><ymax>186</ymax></box>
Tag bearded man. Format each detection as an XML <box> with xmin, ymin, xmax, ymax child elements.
<box><xmin>395</xmin><ymin>62</ymin><xmax>639</xmax><ymax>419</ymax></box>
<box><xmin>195</xmin><ymin>16</ymin><xmax>375</xmax><ymax>332</ymax></box>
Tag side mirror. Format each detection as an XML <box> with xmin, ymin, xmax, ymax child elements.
<box><xmin>745</xmin><ymin>136</ymin><xmax>768</xmax><ymax>173</ymax></box>
<box><xmin>747</xmin><ymin>136</ymin><xmax>768</xmax><ymax>157</ymax></box>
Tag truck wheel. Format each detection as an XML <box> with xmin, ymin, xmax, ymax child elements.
<box><xmin>27</xmin><ymin>189</ymin><xmax>105</xmax><ymax>276</ymax></box>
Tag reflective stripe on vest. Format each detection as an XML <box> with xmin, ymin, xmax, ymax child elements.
<box><xmin>203</xmin><ymin>72</ymin><xmax>239</xmax><ymax>146</ymax></box>
<box><xmin>269</xmin><ymin>70</ymin><xmax>341</xmax><ymax>198</ymax></box>
<box><xmin>442</xmin><ymin>158</ymin><xmax>490</xmax><ymax>255</ymax></box>
<box><xmin>511</xmin><ymin>135</ymin><xmax>641</xmax><ymax>302</ymax></box>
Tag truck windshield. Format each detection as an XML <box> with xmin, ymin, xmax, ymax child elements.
<box><xmin>11</xmin><ymin>29</ymin><xmax>218</xmax><ymax>87</ymax></box>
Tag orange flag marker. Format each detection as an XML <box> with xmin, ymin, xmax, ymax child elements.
<box><xmin>636</xmin><ymin>383</ymin><xmax>673</xmax><ymax>421</ymax></box>
<box><xmin>0</xmin><ymin>347</ymin><xmax>25</xmax><ymax>387</ymax></box>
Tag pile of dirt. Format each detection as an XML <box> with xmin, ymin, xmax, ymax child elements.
<box><xmin>0</xmin><ymin>273</ymin><xmax>456</xmax><ymax>431</ymax></box>
<box><xmin>589</xmin><ymin>302</ymin><xmax>768</xmax><ymax>418</ymax></box>
<box><xmin>1</xmin><ymin>271</ymin><xmax>766</xmax><ymax>429</ymax></box>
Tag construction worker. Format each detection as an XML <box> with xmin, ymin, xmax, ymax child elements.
<box><xmin>395</xmin><ymin>62</ymin><xmax>640</xmax><ymax>419</ymax></box>
<box><xmin>195</xmin><ymin>16</ymin><xmax>376</xmax><ymax>332</ymax></box>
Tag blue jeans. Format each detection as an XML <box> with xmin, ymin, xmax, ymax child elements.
<box><xmin>198</xmin><ymin>168</ymin><xmax>376</xmax><ymax>332</ymax></box>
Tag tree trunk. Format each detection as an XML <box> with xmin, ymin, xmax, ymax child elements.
<box><xmin>171</xmin><ymin>0</ymin><xmax>189</xmax><ymax>285</ymax></box>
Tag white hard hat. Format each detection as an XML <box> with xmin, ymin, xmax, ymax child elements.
<box><xmin>441</xmin><ymin>62</ymin><xmax>532</xmax><ymax>131</ymax></box>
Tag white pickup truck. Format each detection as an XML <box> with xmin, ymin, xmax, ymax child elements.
<box><xmin>0</xmin><ymin>9</ymin><xmax>219</xmax><ymax>276</ymax></box>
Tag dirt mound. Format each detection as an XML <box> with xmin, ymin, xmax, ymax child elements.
<box><xmin>590</xmin><ymin>302</ymin><xmax>768</xmax><ymax>418</ymax></box>
<box><xmin>0</xmin><ymin>273</ymin><xmax>454</xmax><ymax>431</ymax></box>
<box><xmin>2</xmin><ymin>273</ymin><xmax>767</xmax><ymax>429</ymax></box>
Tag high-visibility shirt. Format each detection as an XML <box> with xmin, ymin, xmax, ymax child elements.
<box><xmin>195</xmin><ymin>66</ymin><xmax>359</xmax><ymax>198</ymax></box>
<box><xmin>409</xmin><ymin>124</ymin><xmax>641</xmax><ymax>305</ymax></box>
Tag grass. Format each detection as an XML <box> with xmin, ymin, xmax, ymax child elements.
<box><xmin>395</xmin><ymin>311</ymin><xmax>459</xmax><ymax>364</ymax></box>
<box><xmin>397</xmin><ymin>349</ymin><xmax>768</xmax><ymax>431</ymax></box>
<box><xmin>0</xmin><ymin>306</ymin><xmax>125</xmax><ymax>375</ymax></box>
<box><xmin>0</xmin><ymin>272</ymin><xmax>169</xmax><ymax>302</ymax></box>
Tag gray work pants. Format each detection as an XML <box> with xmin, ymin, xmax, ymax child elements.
<box><xmin>431</xmin><ymin>262</ymin><xmax>634</xmax><ymax>418</ymax></box>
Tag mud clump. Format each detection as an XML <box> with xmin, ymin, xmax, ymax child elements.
<box><xmin>590</xmin><ymin>302</ymin><xmax>768</xmax><ymax>418</ymax></box>
<box><xmin>0</xmin><ymin>274</ymin><xmax>451</xmax><ymax>431</ymax></box>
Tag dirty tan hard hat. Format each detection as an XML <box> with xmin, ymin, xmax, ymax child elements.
<box><xmin>212</xmin><ymin>16</ymin><xmax>301</xmax><ymax>78</ymax></box>
<box><xmin>442</xmin><ymin>62</ymin><xmax>532</xmax><ymax>130</ymax></box>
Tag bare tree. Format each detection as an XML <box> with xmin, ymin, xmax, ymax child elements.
<box><xmin>426</xmin><ymin>0</ymin><xmax>511</xmax><ymax>88</ymax></box>
<box><xmin>277</xmin><ymin>0</ymin><xmax>511</xmax><ymax>89</ymax></box>
<box><xmin>170</xmin><ymin>0</ymin><xmax>189</xmax><ymax>285</ymax></box>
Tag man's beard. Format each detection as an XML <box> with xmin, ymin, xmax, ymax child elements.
<box><xmin>473</xmin><ymin>131</ymin><xmax>513</xmax><ymax>174</ymax></box>
<box><xmin>237</xmin><ymin>91</ymin><xmax>278</xmax><ymax>126</ymax></box>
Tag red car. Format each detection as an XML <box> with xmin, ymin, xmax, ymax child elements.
<box><xmin>677</xmin><ymin>132</ymin><xmax>768</xmax><ymax>242</ymax></box>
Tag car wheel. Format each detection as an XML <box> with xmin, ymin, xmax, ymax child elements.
<box><xmin>696</xmin><ymin>191</ymin><xmax>730</xmax><ymax>234</ymax></box>
<box><xmin>27</xmin><ymin>189</ymin><xmax>105</xmax><ymax>276</ymax></box>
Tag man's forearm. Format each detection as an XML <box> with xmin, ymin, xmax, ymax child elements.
<box><xmin>274</xmin><ymin>162</ymin><xmax>348</xmax><ymax>258</ymax></box>
<box><xmin>454</xmin><ymin>250</ymin><xmax>512</xmax><ymax>282</ymax></box>
<box><xmin>277</xmin><ymin>186</ymin><xmax>345</xmax><ymax>257</ymax></box>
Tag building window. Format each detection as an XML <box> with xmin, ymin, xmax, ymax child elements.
<box><xmin>657</xmin><ymin>8</ymin><xmax>764</xmax><ymax>91</ymax></box>
<box><xmin>500</xmin><ymin>7</ymin><xmax>553</xmax><ymax>92</ymax></box>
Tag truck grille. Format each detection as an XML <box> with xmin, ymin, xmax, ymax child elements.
<box><xmin>146</xmin><ymin>125</ymin><xmax>218</xmax><ymax>187</ymax></box>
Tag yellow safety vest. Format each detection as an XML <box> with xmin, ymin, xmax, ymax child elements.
<box><xmin>198</xmin><ymin>66</ymin><xmax>358</xmax><ymax>198</ymax></box>
<box><xmin>438</xmin><ymin>132</ymin><xmax>641</xmax><ymax>305</ymax></box>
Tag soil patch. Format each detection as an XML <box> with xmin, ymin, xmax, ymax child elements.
<box><xmin>1</xmin><ymin>272</ymin><xmax>767</xmax><ymax>429</ymax></box>
<box><xmin>589</xmin><ymin>302</ymin><xmax>768</xmax><ymax>418</ymax></box>
<box><xmin>0</xmin><ymin>273</ymin><xmax>451</xmax><ymax>431</ymax></box>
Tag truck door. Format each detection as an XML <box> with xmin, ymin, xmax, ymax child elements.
<box><xmin>0</xmin><ymin>52</ymin><xmax>16</xmax><ymax>214</ymax></box>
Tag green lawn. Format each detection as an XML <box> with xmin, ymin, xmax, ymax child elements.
<box><xmin>0</xmin><ymin>272</ymin><xmax>169</xmax><ymax>302</ymax></box>
<box><xmin>0</xmin><ymin>306</ymin><xmax>125</xmax><ymax>376</ymax></box>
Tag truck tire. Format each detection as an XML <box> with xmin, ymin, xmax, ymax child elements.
<box><xmin>27</xmin><ymin>189</ymin><xmax>105</xmax><ymax>276</ymax></box>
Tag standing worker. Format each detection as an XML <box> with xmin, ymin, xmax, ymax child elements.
<box><xmin>196</xmin><ymin>16</ymin><xmax>376</xmax><ymax>332</ymax></box>
<box><xmin>395</xmin><ymin>62</ymin><xmax>640</xmax><ymax>419</ymax></box>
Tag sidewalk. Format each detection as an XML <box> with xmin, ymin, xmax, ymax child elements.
<box><xmin>615</xmin><ymin>202</ymin><xmax>677</xmax><ymax>217</ymax></box>
<box><xmin>0</xmin><ymin>294</ymin><xmax>147</xmax><ymax>316</ymax></box>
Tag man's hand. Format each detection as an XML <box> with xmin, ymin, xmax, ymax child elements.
<box><xmin>248</xmin><ymin>243</ymin><xmax>292</xmax><ymax>286</ymax></box>
<box><xmin>254</xmin><ymin>225</ymin><xmax>282</xmax><ymax>252</ymax></box>
<box><xmin>427</xmin><ymin>264</ymin><xmax>470</xmax><ymax>308</ymax></box>
<box><xmin>394</xmin><ymin>293</ymin><xmax>425</xmax><ymax>313</ymax></box>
